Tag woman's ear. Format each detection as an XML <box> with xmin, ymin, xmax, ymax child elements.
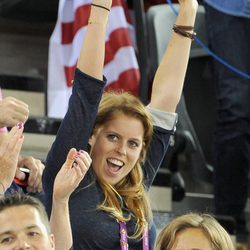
<box><xmin>88</xmin><ymin>134</ymin><xmax>95</xmax><ymax>147</ymax></box>
<box><xmin>89</xmin><ymin>128</ymin><xmax>98</xmax><ymax>147</ymax></box>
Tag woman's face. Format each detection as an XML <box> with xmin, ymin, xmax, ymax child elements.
<box><xmin>170</xmin><ymin>228</ymin><xmax>213</xmax><ymax>250</ymax></box>
<box><xmin>89</xmin><ymin>113</ymin><xmax>144</xmax><ymax>185</ymax></box>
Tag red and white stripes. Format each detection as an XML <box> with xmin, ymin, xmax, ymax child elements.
<box><xmin>48</xmin><ymin>0</ymin><xmax>140</xmax><ymax>118</ymax></box>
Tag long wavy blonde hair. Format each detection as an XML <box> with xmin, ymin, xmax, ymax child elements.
<box><xmin>156</xmin><ymin>213</ymin><xmax>235</xmax><ymax>250</ymax></box>
<box><xmin>91</xmin><ymin>91</ymin><xmax>153</xmax><ymax>239</ymax></box>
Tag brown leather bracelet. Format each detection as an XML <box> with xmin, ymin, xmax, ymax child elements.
<box><xmin>173</xmin><ymin>24</ymin><xmax>196</xmax><ymax>40</ymax></box>
<box><xmin>174</xmin><ymin>25</ymin><xmax>194</xmax><ymax>31</ymax></box>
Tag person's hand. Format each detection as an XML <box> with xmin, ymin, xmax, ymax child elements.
<box><xmin>0</xmin><ymin>123</ymin><xmax>24</xmax><ymax>191</ymax></box>
<box><xmin>53</xmin><ymin>148</ymin><xmax>92</xmax><ymax>202</ymax></box>
<box><xmin>0</xmin><ymin>96</ymin><xmax>29</xmax><ymax>128</ymax></box>
<box><xmin>15</xmin><ymin>156</ymin><xmax>45</xmax><ymax>193</ymax></box>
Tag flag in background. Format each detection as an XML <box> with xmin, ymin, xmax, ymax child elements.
<box><xmin>47</xmin><ymin>0</ymin><xmax>140</xmax><ymax>118</ymax></box>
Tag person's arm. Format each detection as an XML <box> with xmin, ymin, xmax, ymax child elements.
<box><xmin>50</xmin><ymin>148</ymin><xmax>91</xmax><ymax>250</ymax></box>
<box><xmin>77</xmin><ymin>0</ymin><xmax>112</xmax><ymax>79</ymax></box>
<box><xmin>149</xmin><ymin>0</ymin><xmax>198</xmax><ymax>112</ymax></box>
<box><xmin>143</xmin><ymin>0</ymin><xmax>198</xmax><ymax>186</ymax></box>
<box><xmin>43</xmin><ymin>0</ymin><xmax>112</xmax><ymax>215</ymax></box>
<box><xmin>0</xmin><ymin>123</ymin><xmax>24</xmax><ymax>193</ymax></box>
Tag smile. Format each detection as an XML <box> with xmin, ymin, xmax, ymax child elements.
<box><xmin>106</xmin><ymin>158</ymin><xmax>124</xmax><ymax>173</ymax></box>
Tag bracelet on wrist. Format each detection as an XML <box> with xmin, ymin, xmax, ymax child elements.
<box><xmin>91</xmin><ymin>3</ymin><xmax>110</xmax><ymax>12</ymax></box>
<box><xmin>173</xmin><ymin>24</ymin><xmax>196</xmax><ymax>40</ymax></box>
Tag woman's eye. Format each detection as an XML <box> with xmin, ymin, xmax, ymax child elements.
<box><xmin>107</xmin><ymin>134</ymin><xmax>118</xmax><ymax>141</ymax></box>
<box><xmin>128</xmin><ymin>140</ymin><xmax>139</xmax><ymax>148</ymax></box>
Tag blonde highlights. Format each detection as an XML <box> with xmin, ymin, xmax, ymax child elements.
<box><xmin>93</xmin><ymin>91</ymin><xmax>153</xmax><ymax>239</ymax></box>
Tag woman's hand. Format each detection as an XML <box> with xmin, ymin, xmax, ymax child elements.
<box><xmin>53</xmin><ymin>148</ymin><xmax>92</xmax><ymax>202</ymax></box>
<box><xmin>0</xmin><ymin>123</ymin><xmax>24</xmax><ymax>191</ymax></box>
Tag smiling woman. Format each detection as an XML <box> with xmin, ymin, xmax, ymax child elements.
<box><xmin>42</xmin><ymin>0</ymin><xmax>199</xmax><ymax>249</ymax></box>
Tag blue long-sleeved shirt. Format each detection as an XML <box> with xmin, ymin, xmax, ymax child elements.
<box><xmin>203</xmin><ymin>0</ymin><xmax>250</xmax><ymax>18</ymax></box>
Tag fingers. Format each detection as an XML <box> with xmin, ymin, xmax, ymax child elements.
<box><xmin>20</xmin><ymin>157</ymin><xmax>37</xmax><ymax>187</ymax></box>
<box><xmin>27</xmin><ymin>164</ymin><xmax>44</xmax><ymax>193</ymax></box>
<box><xmin>10</xmin><ymin>123</ymin><xmax>25</xmax><ymax>155</ymax></box>
<box><xmin>6</xmin><ymin>97</ymin><xmax>29</xmax><ymax>116</ymax></box>
<box><xmin>53</xmin><ymin>149</ymin><xmax>92</xmax><ymax>201</ymax></box>
<box><xmin>15</xmin><ymin>168</ymin><xmax>26</xmax><ymax>180</ymax></box>
<box><xmin>0</xmin><ymin>123</ymin><xmax>24</xmax><ymax>189</ymax></box>
<box><xmin>73</xmin><ymin>150</ymin><xmax>92</xmax><ymax>176</ymax></box>
<box><xmin>0</xmin><ymin>97</ymin><xmax>29</xmax><ymax>127</ymax></box>
<box><xmin>12</xmin><ymin>109</ymin><xmax>29</xmax><ymax>124</ymax></box>
<box><xmin>29</xmin><ymin>161</ymin><xmax>44</xmax><ymax>193</ymax></box>
<box><xmin>19</xmin><ymin>156</ymin><xmax>44</xmax><ymax>193</ymax></box>
<box><xmin>1</xmin><ymin>123</ymin><xmax>24</xmax><ymax>158</ymax></box>
<box><xmin>64</xmin><ymin>148</ymin><xmax>78</xmax><ymax>169</ymax></box>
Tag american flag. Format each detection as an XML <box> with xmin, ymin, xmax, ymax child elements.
<box><xmin>47</xmin><ymin>0</ymin><xmax>140</xmax><ymax>118</ymax></box>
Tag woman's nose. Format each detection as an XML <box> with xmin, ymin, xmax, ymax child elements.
<box><xmin>116</xmin><ymin>142</ymin><xmax>127</xmax><ymax>155</ymax></box>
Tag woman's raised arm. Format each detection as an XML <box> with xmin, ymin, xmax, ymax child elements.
<box><xmin>77</xmin><ymin>0</ymin><xmax>112</xmax><ymax>80</ymax></box>
<box><xmin>149</xmin><ymin>0</ymin><xmax>198</xmax><ymax>112</ymax></box>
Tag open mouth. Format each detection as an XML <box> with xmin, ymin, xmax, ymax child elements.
<box><xmin>106</xmin><ymin>158</ymin><xmax>124</xmax><ymax>173</ymax></box>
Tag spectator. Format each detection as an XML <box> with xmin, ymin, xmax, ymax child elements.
<box><xmin>0</xmin><ymin>90</ymin><xmax>44</xmax><ymax>194</ymax></box>
<box><xmin>0</xmin><ymin>148</ymin><xmax>91</xmax><ymax>250</ymax></box>
<box><xmin>43</xmin><ymin>0</ymin><xmax>198</xmax><ymax>248</ymax></box>
<box><xmin>0</xmin><ymin>194</ymin><xmax>55</xmax><ymax>250</ymax></box>
<box><xmin>156</xmin><ymin>213</ymin><xmax>234</xmax><ymax>250</ymax></box>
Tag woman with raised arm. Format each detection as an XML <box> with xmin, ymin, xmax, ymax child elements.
<box><xmin>43</xmin><ymin>0</ymin><xmax>198</xmax><ymax>249</ymax></box>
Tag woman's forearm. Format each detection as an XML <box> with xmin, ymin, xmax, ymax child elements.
<box><xmin>50</xmin><ymin>199</ymin><xmax>72</xmax><ymax>250</ymax></box>
<box><xmin>150</xmin><ymin>1</ymin><xmax>198</xmax><ymax>112</ymax></box>
<box><xmin>77</xmin><ymin>1</ymin><xmax>112</xmax><ymax>80</ymax></box>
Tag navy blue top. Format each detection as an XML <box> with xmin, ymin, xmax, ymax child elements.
<box><xmin>43</xmin><ymin>69</ymin><xmax>174</xmax><ymax>250</ymax></box>
<box><xmin>5</xmin><ymin>182</ymin><xmax>23</xmax><ymax>194</ymax></box>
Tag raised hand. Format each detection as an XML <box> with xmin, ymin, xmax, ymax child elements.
<box><xmin>0</xmin><ymin>123</ymin><xmax>24</xmax><ymax>191</ymax></box>
<box><xmin>53</xmin><ymin>148</ymin><xmax>92</xmax><ymax>202</ymax></box>
<box><xmin>0</xmin><ymin>97</ymin><xmax>29</xmax><ymax>128</ymax></box>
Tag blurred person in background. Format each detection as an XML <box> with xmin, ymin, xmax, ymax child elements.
<box><xmin>203</xmin><ymin>0</ymin><xmax>250</xmax><ymax>242</ymax></box>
